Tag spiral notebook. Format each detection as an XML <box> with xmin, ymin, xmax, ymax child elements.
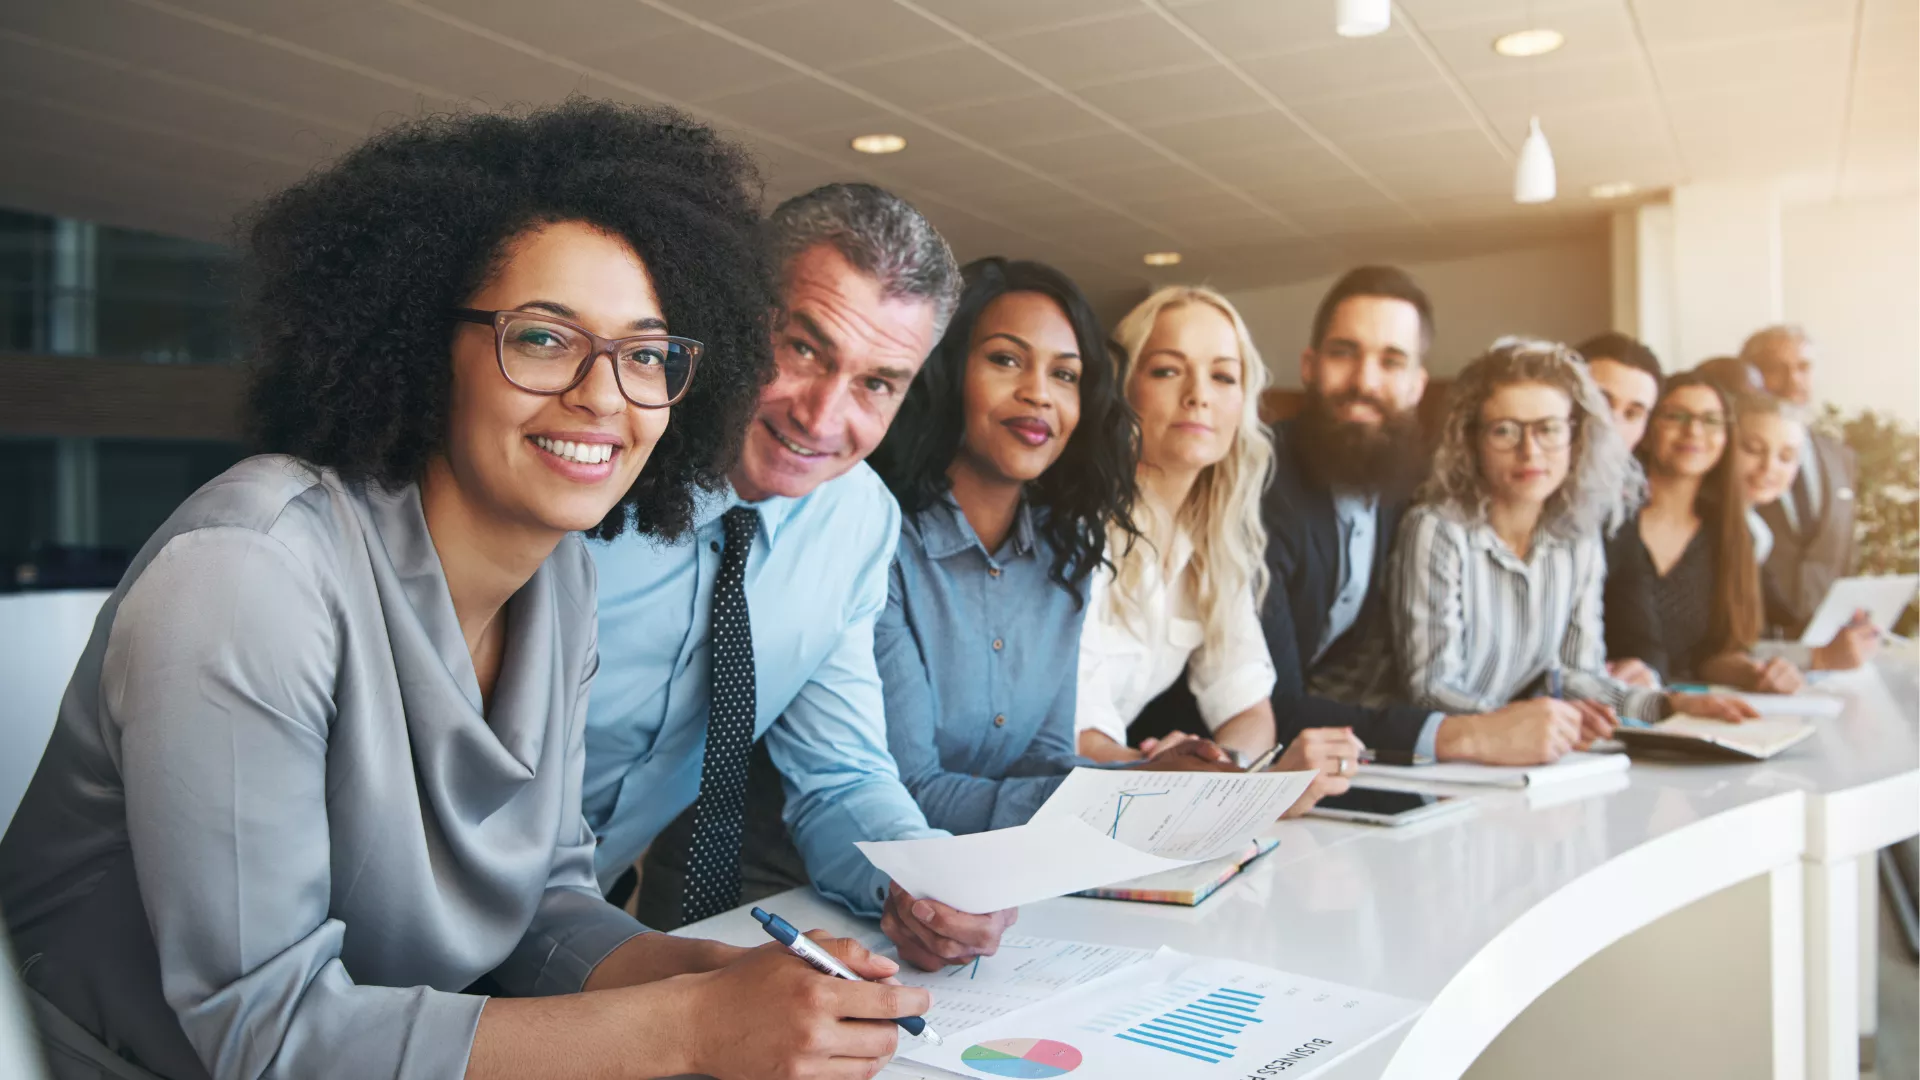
<box><xmin>1073</xmin><ymin>837</ymin><xmax>1279</xmax><ymax>906</ymax></box>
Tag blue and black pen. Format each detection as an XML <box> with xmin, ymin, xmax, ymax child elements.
<box><xmin>750</xmin><ymin>906</ymin><xmax>944</xmax><ymax>1045</ymax></box>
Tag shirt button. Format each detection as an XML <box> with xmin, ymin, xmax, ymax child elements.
<box><xmin>989</xmin><ymin>567</ymin><xmax>1001</xmax><ymax>578</ymax></box>
<box><xmin>992</xmin><ymin>638</ymin><xmax>1004</xmax><ymax>650</ymax></box>
<box><xmin>993</xmin><ymin>714</ymin><xmax>1007</xmax><ymax>727</ymax></box>
<box><xmin>709</xmin><ymin>541</ymin><xmax>721</xmax><ymax>553</ymax></box>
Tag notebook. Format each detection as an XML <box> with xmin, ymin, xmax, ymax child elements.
<box><xmin>1614</xmin><ymin>715</ymin><xmax>1816</xmax><ymax>760</ymax></box>
<box><xmin>1359</xmin><ymin>750</ymin><xmax>1629</xmax><ymax>789</ymax></box>
<box><xmin>1073</xmin><ymin>837</ymin><xmax>1279</xmax><ymax>906</ymax></box>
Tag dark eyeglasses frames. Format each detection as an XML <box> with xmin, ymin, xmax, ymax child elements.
<box><xmin>450</xmin><ymin>307</ymin><xmax>700</xmax><ymax>409</ymax></box>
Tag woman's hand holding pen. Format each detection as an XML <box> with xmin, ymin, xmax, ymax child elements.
<box><xmin>1269</xmin><ymin>727</ymin><xmax>1365</xmax><ymax>817</ymax></box>
<box><xmin>680</xmin><ymin>933</ymin><xmax>928</xmax><ymax>1080</ymax></box>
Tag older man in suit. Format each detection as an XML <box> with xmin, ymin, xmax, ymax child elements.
<box><xmin>1739</xmin><ymin>325</ymin><xmax>1857</xmax><ymax>637</ymax></box>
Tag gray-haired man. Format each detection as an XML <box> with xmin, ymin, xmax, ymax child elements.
<box><xmin>584</xmin><ymin>184</ymin><xmax>1016</xmax><ymax>969</ymax></box>
<box><xmin>1739</xmin><ymin>324</ymin><xmax>1858</xmax><ymax>636</ymax></box>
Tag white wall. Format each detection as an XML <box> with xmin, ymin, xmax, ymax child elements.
<box><xmin>1780</xmin><ymin>193</ymin><xmax>1920</xmax><ymax>424</ymax></box>
<box><xmin>1224</xmin><ymin>234</ymin><xmax>1613</xmax><ymax>388</ymax></box>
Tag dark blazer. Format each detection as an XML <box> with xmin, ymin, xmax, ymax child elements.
<box><xmin>1758</xmin><ymin>430</ymin><xmax>1856</xmax><ymax>638</ymax></box>
<box><xmin>1260</xmin><ymin>419</ymin><xmax>1435</xmax><ymax>760</ymax></box>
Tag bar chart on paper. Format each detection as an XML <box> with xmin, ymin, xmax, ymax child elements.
<box><xmin>903</xmin><ymin>949</ymin><xmax>1424</xmax><ymax>1080</ymax></box>
<box><xmin>1109</xmin><ymin>981</ymin><xmax>1265</xmax><ymax>1064</ymax></box>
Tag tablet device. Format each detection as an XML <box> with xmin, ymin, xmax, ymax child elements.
<box><xmin>1799</xmin><ymin>574</ymin><xmax>1919</xmax><ymax>645</ymax></box>
<box><xmin>1305</xmin><ymin>786</ymin><xmax>1463</xmax><ymax>827</ymax></box>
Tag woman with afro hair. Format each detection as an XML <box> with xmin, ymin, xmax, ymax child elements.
<box><xmin>0</xmin><ymin>101</ymin><xmax>926</xmax><ymax>1080</ymax></box>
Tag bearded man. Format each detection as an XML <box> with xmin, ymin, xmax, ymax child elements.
<box><xmin>1262</xmin><ymin>267</ymin><xmax>1590</xmax><ymax>765</ymax></box>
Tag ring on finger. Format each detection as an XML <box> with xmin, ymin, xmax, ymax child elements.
<box><xmin>1334</xmin><ymin>756</ymin><xmax>1349</xmax><ymax>776</ymax></box>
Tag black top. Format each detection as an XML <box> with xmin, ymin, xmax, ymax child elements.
<box><xmin>1605</xmin><ymin>514</ymin><xmax>1718</xmax><ymax>682</ymax></box>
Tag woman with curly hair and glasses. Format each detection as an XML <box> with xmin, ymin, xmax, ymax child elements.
<box><xmin>1388</xmin><ymin>341</ymin><xmax>1754</xmax><ymax>761</ymax></box>
<box><xmin>0</xmin><ymin>102</ymin><xmax>925</xmax><ymax>1080</ymax></box>
<box><xmin>1072</xmin><ymin>286</ymin><xmax>1356</xmax><ymax>805</ymax></box>
<box><xmin>866</xmin><ymin>258</ymin><xmax>1235</xmax><ymax>837</ymax></box>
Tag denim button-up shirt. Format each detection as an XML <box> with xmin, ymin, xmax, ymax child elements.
<box><xmin>879</xmin><ymin>493</ymin><xmax>1094</xmax><ymax>834</ymax></box>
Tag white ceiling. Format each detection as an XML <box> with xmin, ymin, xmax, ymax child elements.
<box><xmin>0</xmin><ymin>0</ymin><xmax>1913</xmax><ymax>307</ymax></box>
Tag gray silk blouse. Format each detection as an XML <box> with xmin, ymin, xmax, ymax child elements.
<box><xmin>0</xmin><ymin>456</ymin><xmax>647</xmax><ymax>1080</ymax></box>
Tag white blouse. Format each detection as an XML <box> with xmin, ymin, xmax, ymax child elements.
<box><xmin>1074</xmin><ymin>528</ymin><xmax>1276</xmax><ymax>748</ymax></box>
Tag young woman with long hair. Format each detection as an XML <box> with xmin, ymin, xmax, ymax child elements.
<box><xmin>1731</xmin><ymin>390</ymin><xmax>1880</xmax><ymax>670</ymax></box>
<box><xmin>1604</xmin><ymin>373</ymin><xmax>1793</xmax><ymax>689</ymax></box>
<box><xmin>866</xmin><ymin>259</ymin><xmax>1236</xmax><ymax>837</ymax></box>
<box><xmin>1073</xmin><ymin>286</ymin><xmax>1359</xmax><ymax>799</ymax></box>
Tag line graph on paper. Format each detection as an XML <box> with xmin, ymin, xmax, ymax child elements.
<box><xmin>1108</xmin><ymin>790</ymin><xmax>1169</xmax><ymax>838</ymax></box>
<box><xmin>1033</xmin><ymin>770</ymin><xmax>1314</xmax><ymax>862</ymax></box>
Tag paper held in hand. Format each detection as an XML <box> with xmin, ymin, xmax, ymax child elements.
<box><xmin>1798</xmin><ymin>574</ymin><xmax>1919</xmax><ymax>646</ymax></box>
<box><xmin>854</xmin><ymin>768</ymin><xmax>1316</xmax><ymax>914</ymax></box>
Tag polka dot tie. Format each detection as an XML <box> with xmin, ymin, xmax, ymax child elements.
<box><xmin>682</xmin><ymin>506</ymin><xmax>760</xmax><ymax>925</ymax></box>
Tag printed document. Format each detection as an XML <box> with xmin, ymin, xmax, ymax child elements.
<box><xmin>901</xmin><ymin>947</ymin><xmax>1423</xmax><ymax>1079</ymax></box>
<box><xmin>856</xmin><ymin>768</ymin><xmax>1315</xmax><ymax>913</ymax></box>
<box><xmin>875</xmin><ymin>935</ymin><xmax>1155</xmax><ymax>1037</ymax></box>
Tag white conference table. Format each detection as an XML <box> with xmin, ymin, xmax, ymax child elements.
<box><xmin>682</xmin><ymin>654</ymin><xmax>1918</xmax><ymax>1080</ymax></box>
<box><xmin>1749</xmin><ymin>655</ymin><xmax>1920</xmax><ymax>1078</ymax></box>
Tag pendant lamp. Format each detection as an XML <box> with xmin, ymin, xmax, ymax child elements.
<box><xmin>1513</xmin><ymin>116</ymin><xmax>1556</xmax><ymax>203</ymax></box>
<box><xmin>1336</xmin><ymin>0</ymin><xmax>1390</xmax><ymax>37</ymax></box>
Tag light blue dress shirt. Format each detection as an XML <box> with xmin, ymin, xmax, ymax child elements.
<box><xmin>879</xmin><ymin>494</ymin><xmax>1094</xmax><ymax>834</ymax></box>
<box><xmin>1315</xmin><ymin>489</ymin><xmax>1447</xmax><ymax>761</ymax></box>
<box><xmin>585</xmin><ymin>464</ymin><xmax>941</xmax><ymax>917</ymax></box>
<box><xmin>1315</xmin><ymin>490</ymin><xmax>1378</xmax><ymax>663</ymax></box>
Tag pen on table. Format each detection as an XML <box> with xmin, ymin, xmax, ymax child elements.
<box><xmin>1547</xmin><ymin>665</ymin><xmax>1564</xmax><ymax>701</ymax></box>
<box><xmin>750</xmin><ymin>906</ymin><xmax>944</xmax><ymax>1045</ymax></box>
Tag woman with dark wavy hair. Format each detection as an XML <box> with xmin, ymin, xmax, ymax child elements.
<box><xmin>0</xmin><ymin>101</ymin><xmax>924</xmax><ymax>1080</ymax></box>
<box><xmin>867</xmin><ymin>257</ymin><xmax>1233</xmax><ymax>837</ymax></box>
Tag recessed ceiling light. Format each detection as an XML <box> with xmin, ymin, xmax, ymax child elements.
<box><xmin>1589</xmin><ymin>180</ymin><xmax>1638</xmax><ymax>199</ymax></box>
<box><xmin>850</xmin><ymin>133</ymin><xmax>906</xmax><ymax>154</ymax></box>
<box><xmin>1142</xmin><ymin>251</ymin><xmax>1182</xmax><ymax>267</ymax></box>
<box><xmin>1492</xmin><ymin>28</ymin><xmax>1565</xmax><ymax>57</ymax></box>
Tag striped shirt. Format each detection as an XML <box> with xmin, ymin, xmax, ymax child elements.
<box><xmin>1389</xmin><ymin>504</ymin><xmax>1664</xmax><ymax>723</ymax></box>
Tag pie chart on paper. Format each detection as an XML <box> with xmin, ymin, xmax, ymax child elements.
<box><xmin>960</xmin><ymin>1038</ymin><xmax>1083</xmax><ymax>1078</ymax></box>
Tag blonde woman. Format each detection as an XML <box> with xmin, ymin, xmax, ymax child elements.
<box><xmin>1733</xmin><ymin>391</ymin><xmax>1879</xmax><ymax>668</ymax></box>
<box><xmin>1076</xmin><ymin>287</ymin><xmax>1361</xmax><ymax>798</ymax></box>
<box><xmin>1390</xmin><ymin>340</ymin><xmax>1756</xmax><ymax>754</ymax></box>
